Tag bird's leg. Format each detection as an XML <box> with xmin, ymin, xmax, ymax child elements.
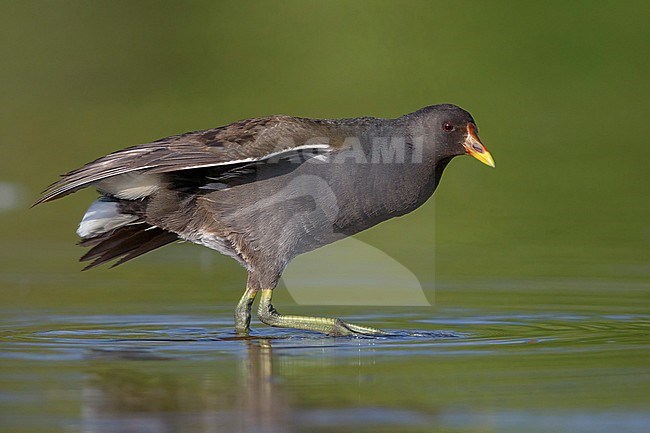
<box><xmin>257</xmin><ymin>289</ymin><xmax>388</xmax><ymax>337</ymax></box>
<box><xmin>235</xmin><ymin>287</ymin><xmax>258</xmax><ymax>336</ymax></box>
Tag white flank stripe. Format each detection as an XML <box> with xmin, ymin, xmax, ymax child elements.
<box><xmin>159</xmin><ymin>144</ymin><xmax>332</xmax><ymax>171</ymax></box>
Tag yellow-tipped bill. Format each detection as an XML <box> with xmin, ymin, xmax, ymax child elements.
<box><xmin>464</xmin><ymin>124</ymin><xmax>495</xmax><ymax>168</ymax></box>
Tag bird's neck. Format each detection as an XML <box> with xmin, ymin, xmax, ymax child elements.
<box><xmin>385</xmin><ymin>156</ymin><xmax>451</xmax><ymax>218</ymax></box>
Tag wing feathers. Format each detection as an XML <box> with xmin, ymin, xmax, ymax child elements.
<box><xmin>34</xmin><ymin>116</ymin><xmax>333</xmax><ymax>205</ymax></box>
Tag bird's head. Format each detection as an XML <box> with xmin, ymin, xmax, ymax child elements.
<box><xmin>407</xmin><ymin>104</ymin><xmax>495</xmax><ymax>168</ymax></box>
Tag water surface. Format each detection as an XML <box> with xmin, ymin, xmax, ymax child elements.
<box><xmin>1</xmin><ymin>273</ymin><xmax>648</xmax><ymax>433</ymax></box>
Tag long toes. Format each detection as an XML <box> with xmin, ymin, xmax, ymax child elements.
<box><xmin>332</xmin><ymin>320</ymin><xmax>390</xmax><ymax>337</ymax></box>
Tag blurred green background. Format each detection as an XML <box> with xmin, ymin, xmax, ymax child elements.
<box><xmin>0</xmin><ymin>0</ymin><xmax>648</xmax><ymax>308</ymax></box>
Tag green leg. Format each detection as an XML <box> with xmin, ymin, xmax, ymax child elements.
<box><xmin>235</xmin><ymin>287</ymin><xmax>258</xmax><ymax>336</ymax></box>
<box><xmin>257</xmin><ymin>289</ymin><xmax>388</xmax><ymax>337</ymax></box>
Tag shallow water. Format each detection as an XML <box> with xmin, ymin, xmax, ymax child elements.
<box><xmin>1</xmin><ymin>293</ymin><xmax>648</xmax><ymax>433</ymax></box>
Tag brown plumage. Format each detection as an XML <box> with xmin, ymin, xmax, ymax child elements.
<box><xmin>35</xmin><ymin>105</ymin><xmax>495</xmax><ymax>336</ymax></box>
<box><xmin>35</xmin><ymin>115</ymin><xmax>341</xmax><ymax>205</ymax></box>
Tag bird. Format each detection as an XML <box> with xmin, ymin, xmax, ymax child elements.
<box><xmin>35</xmin><ymin>104</ymin><xmax>494</xmax><ymax>337</ymax></box>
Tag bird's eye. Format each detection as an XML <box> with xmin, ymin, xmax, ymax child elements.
<box><xmin>442</xmin><ymin>122</ymin><xmax>454</xmax><ymax>132</ymax></box>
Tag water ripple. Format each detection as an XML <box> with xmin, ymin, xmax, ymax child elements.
<box><xmin>0</xmin><ymin>310</ymin><xmax>647</xmax><ymax>361</ymax></box>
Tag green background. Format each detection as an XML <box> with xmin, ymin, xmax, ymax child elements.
<box><xmin>1</xmin><ymin>1</ymin><xmax>647</xmax><ymax>307</ymax></box>
<box><xmin>0</xmin><ymin>1</ymin><xmax>650</xmax><ymax>286</ymax></box>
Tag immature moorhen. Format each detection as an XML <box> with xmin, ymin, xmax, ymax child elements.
<box><xmin>36</xmin><ymin>104</ymin><xmax>494</xmax><ymax>336</ymax></box>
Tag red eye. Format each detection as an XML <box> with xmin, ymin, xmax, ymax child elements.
<box><xmin>442</xmin><ymin>122</ymin><xmax>454</xmax><ymax>132</ymax></box>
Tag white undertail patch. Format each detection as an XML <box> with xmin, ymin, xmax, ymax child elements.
<box><xmin>77</xmin><ymin>199</ymin><xmax>139</xmax><ymax>238</ymax></box>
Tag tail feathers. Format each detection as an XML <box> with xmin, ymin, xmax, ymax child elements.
<box><xmin>76</xmin><ymin>197</ymin><xmax>178</xmax><ymax>269</ymax></box>
<box><xmin>80</xmin><ymin>224</ymin><xmax>179</xmax><ymax>270</ymax></box>
<box><xmin>77</xmin><ymin>199</ymin><xmax>139</xmax><ymax>238</ymax></box>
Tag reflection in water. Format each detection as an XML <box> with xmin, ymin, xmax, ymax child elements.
<box><xmin>2</xmin><ymin>310</ymin><xmax>649</xmax><ymax>433</ymax></box>
<box><xmin>237</xmin><ymin>340</ymin><xmax>295</xmax><ymax>433</ymax></box>
<box><xmin>81</xmin><ymin>340</ymin><xmax>295</xmax><ymax>433</ymax></box>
